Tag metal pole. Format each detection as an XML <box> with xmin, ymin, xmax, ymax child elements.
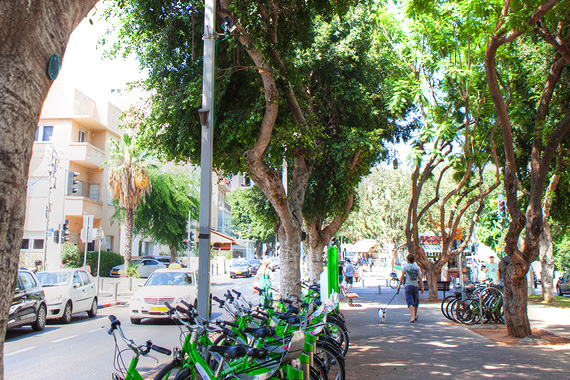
<box><xmin>97</xmin><ymin>230</ymin><xmax>102</xmax><ymax>298</ymax></box>
<box><xmin>197</xmin><ymin>0</ymin><xmax>216</xmax><ymax>318</ymax></box>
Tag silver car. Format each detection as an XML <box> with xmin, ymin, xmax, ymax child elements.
<box><xmin>109</xmin><ymin>259</ymin><xmax>166</xmax><ymax>278</ymax></box>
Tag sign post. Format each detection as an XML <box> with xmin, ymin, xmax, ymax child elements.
<box><xmin>82</xmin><ymin>215</ymin><xmax>94</xmax><ymax>268</ymax></box>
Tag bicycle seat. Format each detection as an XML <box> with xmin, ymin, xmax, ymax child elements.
<box><xmin>247</xmin><ymin>347</ymin><xmax>269</xmax><ymax>359</ymax></box>
<box><xmin>274</xmin><ymin>313</ymin><xmax>300</xmax><ymax>325</ymax></box>
<box><xmin>243</xmin><ymin>326</ymin><xmax>276</xmax><ymax>338</ymax></box>
<box><xmin>208</xmin><ymin>344</ymin><xmax>248</xmax><ymax>359</ymax></box>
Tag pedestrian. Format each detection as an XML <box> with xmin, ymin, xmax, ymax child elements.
<box><xmin>344</xmin><ymin>259</ymin><xmax>355</xmax><ymax>292</ymax></box>
<box><xmin>478</xmin><ymin>264</ymin><xmax>488</xmax><ymax>282</ymax></box>
<box><xmin>487</xmin><ymin>256</ymin><xmax>499</xmax><ymax>284</ymax></box>
<box><xmin>338</xmin><ymin>260</ymin><xmax>344</xmax><ymax>286</ymax></box>
<box><xmin>399</xmin><ymin>253</ymin><xmax>424</xmax><ymax>323</ymax></box>
<box><xmin>256</xmin><ymin>258</ymin><xmax>274</xmax><ymax>307</ymax></box>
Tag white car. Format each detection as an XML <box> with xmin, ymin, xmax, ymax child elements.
<box><xmin>109</xmin><ymin>259</ymin><xmax>166</xmax><ymax>278</ymax></box>
<box><xmin>36</xmin><ymin>269</ymin><xmax>98</xmax><ymax>323</ymax></box>
<box><xmin>129</xmin><ymin>268</ymin><xmax>198</xmax><ymax>324</ymax></box>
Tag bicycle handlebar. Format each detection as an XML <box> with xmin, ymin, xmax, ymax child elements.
<box><xmin>107</xmin><ymin>315</ymin><xmax>170</xmax><ymax>357</ymax></box>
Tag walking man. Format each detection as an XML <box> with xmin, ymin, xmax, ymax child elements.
<box><xmin>344</xmin><ymin>259</ymin><xmax>355</xmax><ymax>292</ymax></box>
<box><xmin>399</xmin><ymin>253</ymin><xmax>424</xmax><ymax>323</ymax></box>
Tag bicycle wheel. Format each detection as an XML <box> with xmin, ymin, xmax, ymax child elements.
<box><xmin>440</xmin><ymin>295</ymin><xmax>456</xmax><ymax>320</ymax></box>
<box><xmin>324</xmin><ymin>318</ymin><xmax>349</xmax><ymax>357</ymax></box>
<box><xmin>389</xmin><ymin>278</ymin><xmax>399</xmax><ymax>289</ymax></box>
<box><xmin>315</xmin><ymin>342</ymin><xmax>345</xmax><ymax>380</ymax></box>
<box><xmin>454</xmin><ymin>299</ymin><xmax>480</xmax><ymax>325</ymax></box>
<box><xmin>172</xmin><ymin>366</ymin><xmax>203</xmax><ymax>380</ymax></box>
<box><xmin>154</xmin><ymin>361</ymin><xmax>184</xmax><ymax>380</ymax></box>
<box><xmin>311</xmin><ymin>355</ymin><xmax>329</xmax><ymax>380</ymax></box>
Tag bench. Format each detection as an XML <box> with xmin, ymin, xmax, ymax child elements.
<box><xmin>422</xmin><ymin>280</ymin><xmax>451</xmax><ymax>297</ymax></box>
<box><xmin>340</xmin><ymin>284</ymin><xmax>359</xmax><ymax>306</ymax></box>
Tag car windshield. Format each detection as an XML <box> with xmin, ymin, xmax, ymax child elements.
<box><xmin>37</xmin><ymin>272</ymin><xmax>71</xmax><ymax>287</ymax></box>
<box><xmin>233</xmin><ymin>261</ymin><xmax>247</xmax><ymax>267</ymax></box>
<box><xmin>248</xmin><ymin>260</ymin><xmax>259</xmax><ymax>265</ymax></box>
<box><xmin>145</xmin><ymin>272</ymin><xmax>194</xmax><ymax>286</ymax></box>
<box><xmin>129</xmin><ymin>260</ymin><xmax>144</xmax><ymax>266</ymax></box>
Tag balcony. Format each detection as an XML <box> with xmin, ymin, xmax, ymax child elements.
<box><xmin>65</xmin><ymin>196</ymin><xmax>103</xmax><ymax>217</ymax></box>
<box><xmin>68</xmin><ymin>143</ymin><xmax>106</xmax><ymax>169</ymax></box>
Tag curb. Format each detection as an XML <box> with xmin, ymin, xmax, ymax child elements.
<box><xmin>98</xmin><ymin>300</ymin><xmax>128</xmax><ymax>309</ymax></box>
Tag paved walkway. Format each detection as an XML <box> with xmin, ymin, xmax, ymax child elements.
<box><xmin>343</xmin><ymin>276</ymin><xmax>570</xmax><ymax>380</ymax></box>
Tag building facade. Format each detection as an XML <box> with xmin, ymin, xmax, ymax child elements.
<box><xmin>21</xmin><ymin>85</ymin><xmax>122</xmax><ymax>270</ymax></box>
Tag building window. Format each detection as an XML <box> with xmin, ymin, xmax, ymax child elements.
<box><xmin>21</xmin><ymin>239</ymin><xmax>30</xmax><ymax>250</ymax></box>
<box><xmin>33</xmin><ymin>239</ymin><xmax>44</xmax><ymax>250</ymax></box>
<box><xmin>35</xmin><ymin>125</ymin><xmax>54</xmax><ymax>142</ymax></box>
<box><xmin>78</xmin><ymin>129</ymin><xmax>87</xmax><ymax>143</ymax></box>
<box><xmin>88</xmin><ymin>184</ymin><xmax>100</xmax><ymax>202</ymax></box>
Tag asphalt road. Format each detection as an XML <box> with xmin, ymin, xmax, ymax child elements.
<box><xmin>4</xmin><ymin>271</ymin><xmax>278</xmax><ymax>380</ymax></box>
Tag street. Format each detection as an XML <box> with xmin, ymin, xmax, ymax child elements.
<box><xmin>4</xmin><ymin>272</ymin><xmax>277</xmax><ymax>380</ymax></box>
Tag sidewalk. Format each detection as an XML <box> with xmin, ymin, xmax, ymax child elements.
<box><xmin>342</xmin><ymin>275</ymin><xmax>570</xmax><ymax>380</ymax></box>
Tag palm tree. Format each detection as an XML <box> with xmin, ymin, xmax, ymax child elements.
<box><xmin>105</xmin><ymin>134</ymin><xmax>153</xmax><ymax>273</ymax></box>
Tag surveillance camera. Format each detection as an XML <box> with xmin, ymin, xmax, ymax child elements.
<box><xmin>221</xmin><ymin>17</ymin><xmax>237</xmax><ymax>33</ymax></box>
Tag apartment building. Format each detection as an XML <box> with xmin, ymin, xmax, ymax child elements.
<box><xmin>21</xmin><ymin>84</ymin><xmax>122</xmax><ymax>270</ymax></box>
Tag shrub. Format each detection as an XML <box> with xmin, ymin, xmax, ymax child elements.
<box><xmin>80</xmin><ymin>251</ymin><xmax>124</xmax><ymax>277</ymax></box>
<box><xmin>62</xmin><ymin>242</ymin><xmax>80</xmax><ymax>268</ymax></box>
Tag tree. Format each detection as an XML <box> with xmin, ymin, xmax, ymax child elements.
<box><xmin>0</xmin><ymin>1</ymin><xmax>97</xmax><ymax>377</ymax></box>
<box><xmin>104</xmin><ymin>0</ymin><xmax>369</xmax><ymax>296</ymax></box>
<box><xmin>485</xmin><ymin>0</ymin><xmax>570</xmax><ymax>337</ymax></box>
<box><xmin>301</xmin><ymin>4</ymin><xmax>412</xmax><ymax>282</ymax></box>
<box><xmin>340</xmin><ymin>166</ymin><xmax>418</xmax><ymax>268</ymax></box>
<box><xmin>227</xmin><ymin>186</ymin><xmax>277</xmax><ymax>258</ymax></box>
<box><xmin>105</xmin><ymin>134</ymin><xmax>153</xmax><ymax>273</ymax></box>
<box><xmin>134</xmin><ymin>168</ymin><xmax>199</xmax><ymax>262</ymax></box>
<box><xmin>397</xmin><ymin>1</ymin><xmax>501</xmax><ymax>301</ymax></box>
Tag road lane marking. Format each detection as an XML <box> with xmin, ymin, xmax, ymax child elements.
<box><xmin>88</xmin><ymin>328</ymin><xmax>102</xmax><ymax>333</ymax></box>
<box><xmin>52</xmin><ymin>334</ymin><xmax>78</xmax><ymax>343</ymax></box>
<box><xmin>5</xmin><ymin>347</ymin><xmax>36</xmax><ymax>357</ymax></box>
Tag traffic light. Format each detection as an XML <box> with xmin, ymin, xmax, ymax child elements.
<box><xmin>67</xmin><ymin>171</ymin><xmax>80</xmax><ymax>195</ymax></box>
<box><xmin>189</xmin><ymin>231</ymin><xmax>196</xmax><ymax>249</ymax></box>
<box><xmin>61</xmin><ymin>223</ymin><xmax>70</xmax><ymax>243</ymax></box>
<box><xmin>182</xmin><ymin>239</ymin><xmax>188</xmax><ymax>249</ymax></box>
<box><xmin>498</xmin><ymin>200</ymin><xmax>507</xmax><ymax>218</ymax></box>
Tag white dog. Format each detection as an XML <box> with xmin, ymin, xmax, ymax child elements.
<box><xmin>378</xmin><ymin>308</ymin><xmax>387</xmax><ymax>323</ymax></box>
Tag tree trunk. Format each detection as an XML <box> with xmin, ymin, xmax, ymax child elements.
<box><xmin>278</xmin><ymin>225</ymin><xmax>302</xmax><ymax>296</ymax></box>
<box><xmin>503</xmin><ymin>263</ymin><xmax>532</xmax><ymax>337</ymax></box>
<box><xmin>539</xmin><ymin>222</ymin><xmax>555</xmax><ymax>301</ymax></box>
<box><xmin>424</xmin><ymin>264</ymin><xmax>441</xmax><ymax>302</ymax></box>
<box><xmin>170</xmin><ymin>244</ymin><xmax>178</xmax><ymax>264</ymax></box>
<box><xmin>124</xmin><ymin>208</ymin><xmax>134</xmax><ymax>272</ymax></box>
<box><xmin>307</xmin><ymin>223</ymin><xmax>326</xmax><ymax>283</ymax></box>
<box><xmin>0</xmin><ymin>2</ymin><xmax>97</xmax><ymax>378</ymax></box>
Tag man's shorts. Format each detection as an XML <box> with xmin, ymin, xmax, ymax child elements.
<box><xmin>346</xmin><ymin>276</ymin><xmax>353</xmax><ymax>284</ymax></box>
<box><xmin>405</xmin><ymin>285</ymin><xmax>420</xmax><ymax>307</ymax></box>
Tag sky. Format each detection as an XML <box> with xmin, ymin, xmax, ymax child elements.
<box><xmin>56</xmin><ymin>3</ymin><xmax>146</xmax><ymax>107</ymax></box>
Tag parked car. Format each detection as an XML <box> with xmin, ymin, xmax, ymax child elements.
<box><xmin>229</xmin><ymin>260</ymin><xmax>252</xmax><ymax>279</ymax></box>
<box><xmin>36</xmin><ymin>269</ymin><xmax>98</xmax><ymax>323</ymax></box>
<box><xmin>8</xmin><ymin>269</ymin><xmax>47</xmax><ymax>331</ymax></box>
<box><xmin>129</xmin><ymin>268</ymin><xmax>198</xmax><ymax>324</ymax></box>
<box><xmin>248</xmin><ymin>259</ymin><xmax>261</xmax><ymax>273</ymax></box>
<box><xmin>140</xmin><ymin>255</ymin><xmax>185</xmax><ymax>267</ymax></box>
<box><xmin>109</xmin><ymin>259</ymin><xmax>166</xmax><ymax>278</ymax></box>
<box><xmin>556</xmin><ymin>269</ymin><xmax>570</xmax><ymax>296</ymax></box>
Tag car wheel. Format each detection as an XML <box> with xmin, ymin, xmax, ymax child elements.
<box><xmin>558</xmin><ymin>286</ymin><xmax>563</xmax><ymax>296</ymax></box>
<box><xmin>61</xmin><ymin>302</ymin><xmax>72</xmax><ymax>324</ymax></box>
<box><xmin>87</xmin><ymin>298</ymin><xmax>98</xmax><ymax>318</ymax></box>
<box><xmin>31</xmin><ymin>304</ymin><xmax>47</xmax><ymax>331</ymax></box>
<box><xmin>130</xmin><ymin>317</ymin><xmax>142</xmax><ymax>324</ymax></box>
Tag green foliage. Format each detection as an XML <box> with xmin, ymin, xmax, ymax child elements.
<box><xmin>61</xmin><ymin>243</ymin><xmax>80</xmax><ymax>268</ymax></box>
<box><xmin>227</xmin><ymin>186</ymin><xmax>277</xmax><ymax>243</ymax></box>
<box><xmin>82</xmin><ymin>251</ymin><xmax>124</xmax><ymax>277</ymax></box>
<box><xmin>554</xmin><ymin>235</ymin><xmax>570</xmax><ymax>271</ymax></box>
<box><xmin>123</xmin><ymin>264</ymin><xmax>142</xmax><ymax>278</ymax></box>
<box><xmin>134</xmin><ymin>168</ymin><xmax>199</xmax><ymax>255</ymax></box>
